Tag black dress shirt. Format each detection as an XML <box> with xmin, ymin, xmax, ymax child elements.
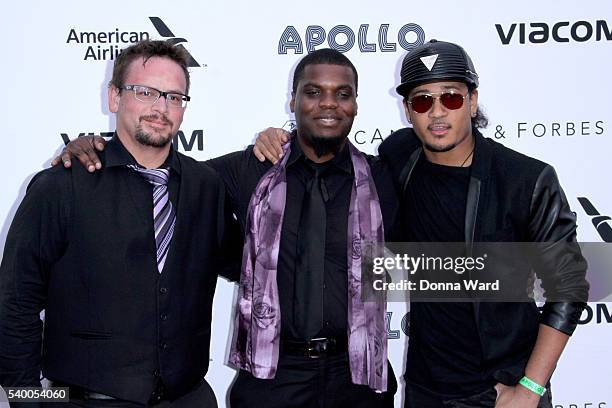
<box><xmin>208</xmin><ymin>138</ymin><xmax>398</xmax><ymax>341</ymax></box>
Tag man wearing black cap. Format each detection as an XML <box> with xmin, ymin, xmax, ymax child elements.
<box><xmin>377</xmin><ymin>40</ymin><xmax>588</xmax><ymax>407</ymax></box>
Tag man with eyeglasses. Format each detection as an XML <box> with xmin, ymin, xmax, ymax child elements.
<box><xmin>0</xmin><ymin>40</ymin><xmax>240</xmax><ymax>407</ymax></box>
<box><xmin>252</xmin><ymin>39</ymin><xmax>588</xmax><ymax>408</ymax></box>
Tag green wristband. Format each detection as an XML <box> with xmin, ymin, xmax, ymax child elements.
<box><xmin>519</xmin><ymin>376</ymin><xmax>546</xmax><ymax>396</ymax></box>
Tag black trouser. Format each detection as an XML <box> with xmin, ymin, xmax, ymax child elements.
<box><xmin>404</xmin><ymin>381</ymin><xmax>553</xmax><ymax>408</ymax></box>
<box><xmin>229</xmin><ymin>352</ymin><xmax>397</xmax><ymax>408</ymax></box>
<box><xmin>43</xmin><ymin>379</ymin><xmax>217</xmax><ymax>408</ymax></box>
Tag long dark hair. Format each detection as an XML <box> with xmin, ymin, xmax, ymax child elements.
<box><xmin>469</xmin><ymin>86</ymin><xmax>488</xmax><ymax>129</ymax></box>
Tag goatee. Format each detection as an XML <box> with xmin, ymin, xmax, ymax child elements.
<box><xmin>423</xmin><ymin>142</ymin><xmax>457</xmax><ymax>153</ymax></box>
<box><xmin>135</xmin><ymin>115</ymin><xmax>174</xmax><ymax>148</ymax></box>
<box><xmin>135</xmin><ymin>129</ymin><xmax>173</xmax><ymax>148</ymax></box>
<box><xmin>309</xmin><ymin>134</ymin><xmax>346</xmax><ymax>158</ymax></box>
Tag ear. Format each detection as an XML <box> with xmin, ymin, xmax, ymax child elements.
<box><xmin>403</xmin><ymin>99</ymin><xmax>412</xmax><ymax>124</ymax></box>
<box><xmin>469</xmin><ymin>89</ymin><xmax>479</xmax><ymax>117</ymax></box>
<box><xmin>290</xmin><ymin>92</ymin><xmax>296</xmax><ymax>113</ymax></box>
<box><xmin>108</xmin><ymin>85</ymin><xmax>121</xmax><ymax>113</ymax></box>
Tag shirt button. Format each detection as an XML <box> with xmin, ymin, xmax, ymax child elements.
<box><xmin>159</xmin><ymin>287</ymin><xmax>168</xmax><ymax>294</ymax></box>
<box><xmin>160</xmin><ymin>342</ymin><xmax>168</xmax><ymax>350</ymax></box>
<box><xmin>160</xmin><ymin>314</ymin><xmax>167</xmax><ymax>321</ymax></box>
<box><xmin>153</xmin><ymin>369</ymin><xmax>160</xmax><ymax>377</ymax></box>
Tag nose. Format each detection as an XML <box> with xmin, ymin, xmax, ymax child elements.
<box><xmin>319</xmin><ymin>92</ymin><xmax>338</xmax><ymax>109</ymax></box>
<box><xmin>152</xmin><ymin>95</ymin><xmax>169</xmax><ymax>113</ymax></box>
<box><xmin>428</xmin><ymin>96</ymin><xmax>446</xmax><ymax>118</ymax></box>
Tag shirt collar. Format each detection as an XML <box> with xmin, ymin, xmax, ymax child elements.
<box><xmin>287</xmin><ymin>131</ymin><xmax>352</xmax><ymax>175</ymax></box>
<box><xmin>104</xmin><ymin>132</ymin><xmax>182</xmax><ymax>174</ymax></box>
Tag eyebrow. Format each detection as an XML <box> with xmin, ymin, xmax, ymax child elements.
<box><xmin>415</xmin><ymin>85</ymin><xmax>460</xmax><ymax>93</ymax></box>
<box><xmin>137</xmin><ymin>84</ymin><xmax>188</xmax><ymax>95</ymax></box>
<box><xmin>165</xmin><ymin>88</ymin><xmax>189</xmax><ymax>95</ymax></box>
<box><xmin>412</xmin><ymin>85</ymin><xmax>462</xmax><ymax>95</ymax></box>
<box><xmin>301</xmin><ymin>82</ymin><xmax>355</xmax><ymax>90</ymax></box>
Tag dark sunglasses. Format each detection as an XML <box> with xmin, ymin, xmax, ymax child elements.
<box><xmin>407</xmin><ymin>91</ymin><xmax>466</xmax><ymax>114</ymax></box>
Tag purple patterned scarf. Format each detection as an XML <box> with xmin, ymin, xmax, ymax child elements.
<box><xmin>229</xmin><ymin>139</ymin><xmax>388</xmax><ymax>392</ymax></box>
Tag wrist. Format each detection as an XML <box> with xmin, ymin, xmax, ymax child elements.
<box><xmin>518</xmin><ymin>376</ymin><xmax>546</xmax><ymax>397</ymax></box>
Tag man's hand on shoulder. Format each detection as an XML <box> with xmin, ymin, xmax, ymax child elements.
<box><xmin>253</xmin><ymin>128</ymin><xmax>290</xmax><ymax>164</ymax></box>
<box><xmin>51</xmin><ymin>135</ymin><xmax>107</xmax><ymax>172</ymax></box>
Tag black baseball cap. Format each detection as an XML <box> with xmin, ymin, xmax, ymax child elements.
<box><xmin>396</xmin><ymin>39</ymin><xmax>479</xmax><ymax>97</ymax></box>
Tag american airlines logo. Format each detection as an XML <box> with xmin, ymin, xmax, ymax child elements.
<box><xmin>66</xmin><ymin>17</ymin><xmax>203</xmax><ymax>66</ymax></box>
<box><xmin>148</xmin><ymin>17</ymin><xmax>202</xmax><ymax>67</ymax></box>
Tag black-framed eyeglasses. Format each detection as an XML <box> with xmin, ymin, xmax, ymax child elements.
<box><xmin>121</xmin><ymin>85</ymin><xmax>190</xmax><ymax>108</ymax></box>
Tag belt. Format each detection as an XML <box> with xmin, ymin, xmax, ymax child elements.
<box><xmin>53</xmin><ymin>380</ymin><xmax>167</xmax><ymax>405</ymax></box>
<box><xmin>280</xmin><ymin>336</ymin><xmax>348</xmax><ymax>359</ymax></box>
<box><xmin>52</xmin><ymin>383</ymin><xmax>117</xmax><ymax>401</ymax></box>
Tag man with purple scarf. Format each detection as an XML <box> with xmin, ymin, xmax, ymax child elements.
<box><xmin>210</xmin><ymin>49</ymin><xmax>398</xmax><ymax>407</ymax></box>
<box><xmin>51</xmin><ymin>49</ymin><xmax>399</xmax><ymax>407</ymax></box>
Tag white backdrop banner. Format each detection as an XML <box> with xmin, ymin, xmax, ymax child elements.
<box><xmin>1</xmin><ymin>1</ymin><xmax>610</xmax><ymax>407</ymax></box>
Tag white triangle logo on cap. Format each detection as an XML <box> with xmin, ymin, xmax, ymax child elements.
<box><xmin>420</xmin><ymin>54</ymin><xmax>439</xmax><ymax>71</ymax></box>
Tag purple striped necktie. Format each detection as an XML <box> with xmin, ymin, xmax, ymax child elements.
<box><xmin>128</xmin><ymin>165</ymin><xmax>176</xmax><ymax>273</ymax></box>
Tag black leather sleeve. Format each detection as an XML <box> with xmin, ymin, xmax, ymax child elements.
<box><xmin>528</xmin><ymin>165</ymin><xmax>589</xmax><ymax>335</ymax></box>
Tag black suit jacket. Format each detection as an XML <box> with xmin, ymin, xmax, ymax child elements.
<box><xmin>0</xmin><ymin>136</ymin><xmax>240</xmax><ymax>404</ymax></box>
